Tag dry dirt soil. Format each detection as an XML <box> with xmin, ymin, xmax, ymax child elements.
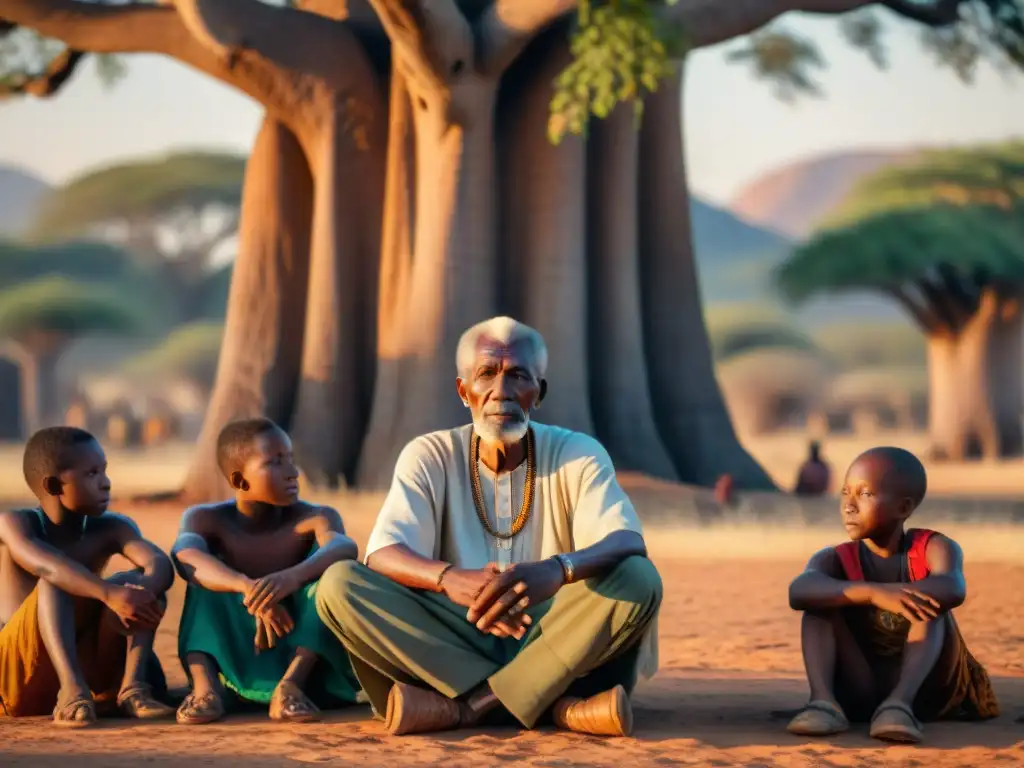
<box><xmin>2</xmin><ymin>484</ymin><xmax>1022</xmax><ymax>768</ymax></box>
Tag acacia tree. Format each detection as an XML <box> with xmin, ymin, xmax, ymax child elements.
<box><xmin>777</xmin><ymin>203</ymin><xmax>1024</xmax><ymax>460</ymax></box>
<box><xmin>28</xmin><ymin>152</ymin><xmax>245</xmax><ymax>322</ymax></box>
<box><xmin>2</xmin><ymin>0</ymin><xmax>1021</xmax><ymax>499</ymax></box>
<box><xmin>0</xmin><ymin>275</ymin><xmax>139</xmax><ymax>435</ymax></box>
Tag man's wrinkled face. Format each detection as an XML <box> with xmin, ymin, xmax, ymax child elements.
<box><xmin>456</xmin><ymin>335</ymin><xmax>545</xmax><ymax>445</ymax></box>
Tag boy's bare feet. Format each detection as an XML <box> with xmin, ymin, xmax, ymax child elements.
<box><xmin>118</xmin><ymin>683</ymin><xmax>175</xmax><ymax>719</ymax></box>
<box><xmin>176</xmin><ymin>691</ymin><xmax>225</xmax><ymax>725</ymax></box>
<box><xmin>269</xmin><ymin>681</ymin><xmax>321</xmax><ymax>723</ymax></box>
<box><xmin>53</xmin><ymin>689</ymin><xmax>97</xmax><ymax>728</ymax></box>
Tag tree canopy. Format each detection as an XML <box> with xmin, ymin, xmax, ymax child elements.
<box><xmin>0</xmin><ymin>237</ymin><xmax>137</xmax><ymax>283</ymax></box>
<box><xmin>2</xmin><ymin>0</ymin><xmax>1023</xmax><ymax>142</ymax></box>
<box><xmin>121</xmin><ymin>320</ymin><xmax>222</xmax><ymax>387</ymax></box>
<box><xmin>28</xmin><ymin>151</ymin><xmax>246</xmax><ymax>242</ymax></box>
<box><xmin>776</xmin><ymin>203</ymin><xmax>1024</xmax><ymax>333</ymax></box>
<box><xmin>0</xmin><ymin>274</ymin><xmax>141</xmax><ymax>340</ymax></box>
<box><xmin>821</xmin><ymin>140</ymin><xmax>1024</xmax><ymax>230</ymax></box>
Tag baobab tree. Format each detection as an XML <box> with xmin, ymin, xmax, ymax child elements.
<box><xmin>2</xmin><ymin>0</ymin><xmax>1021</xmax><ymax>500</ymax></box>
<box><xmin>778</xmin><ymin>202</ymin><xmax>1024</xmax><ymax>460</ymax></box>
<box><xmin>30</xmin><ymin>151</ymin><xmax>246</xmax><ymax>322</ymax></box>
<box><xmin>0</xmin><ymin>275</ymin><xmax>138</xmax><ymax>435</ymax></box>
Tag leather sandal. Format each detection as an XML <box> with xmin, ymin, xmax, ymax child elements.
<box><xmin>118</xmin><ymin>683</ymin><xmax>175</xmax><ymax>720</ymax></box>
<box><xmin>270</xmin><ymin>681</ymin><xmax>321</xmax><ymax>723</ymax></box>
<box><xmin>385</xmin><ymin>682</ymin><xmax>464</xmax><ymax>736</ymax></box>
<box><xmin>53</xmin><ymin>696</ymin><xmax>97</xmax><ymax>728</ymax></box>
<box><xmin>552</xmin><ymin>684</ymin><xmax>633</xmax><ymax>737</ymax></box>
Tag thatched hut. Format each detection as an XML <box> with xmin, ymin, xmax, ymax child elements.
<box><xmin>718</xmin><ymin>349</ymin><xmax>831</xmax><ymax>435</ymax></box>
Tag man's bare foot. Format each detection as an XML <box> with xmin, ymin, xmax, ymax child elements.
<box><xmin>53</xmin><ymin>690</ymin><xmax>97</xmax><ymax>728</ymax></box>
<box><xmin>269</xmin><ymin>681</ymin><xmax>321</xmax><ymax>723</ymax></box>
<box><xmin>118</xmin><ymin>683</ymin><xmax>175</xmax><ymax>720</ymax></box>
<box><xmin>176</xmin><ymin>690</ymin><xmax>225</xmax><ymax>725</ymax></box>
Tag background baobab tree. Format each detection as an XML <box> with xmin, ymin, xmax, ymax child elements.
<box><xmin>1</xmin><ymin>0</ymin><xmax>1021</xmax><ymax>500</ymax></box>
<box><xmin>777</xmin><ymin>142</ymin><xmax>1024</xmax><ymax>461</ymax></box>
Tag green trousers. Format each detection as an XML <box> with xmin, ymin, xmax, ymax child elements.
<box><xmin>315</xmin><ymin>556</ymin><xmax>662</xmax><ymax>728</ymax></box>
<box><xmin>178</xmin><ymin>582</ymin><xmax>360</xmax><ymax>708</ymax></box>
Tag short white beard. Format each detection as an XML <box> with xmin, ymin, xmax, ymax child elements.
<box><xmin>473</xmin><ymin>412</ymin><xmax>530</xmax><ymax>446</ymax></box>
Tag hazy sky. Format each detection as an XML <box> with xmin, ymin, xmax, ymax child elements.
<box><xmin>0</xmin><ymin>13</ymin><xmax>1021</xmax><ymax>205</ymax></box>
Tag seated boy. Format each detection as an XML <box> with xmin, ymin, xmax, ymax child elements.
<box><xmin>171</xmin><ymin>417</ymin><xmax>360</xmax><ymax>725</ymax></box>
<box><xmin>0</xmin><ymin>427</ymin><xmax>175</xmax><ymax>726</ymax></box>
<box><xmin>786</xmin><ymin>446</ymin><xmax>999</xmax><ymax>744</ymax></box>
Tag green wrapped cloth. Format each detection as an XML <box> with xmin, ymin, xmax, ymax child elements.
<box><xmin>178</xmin><ymin>580</ymin><xmax>360</xmax><ymax>708</ymax></box>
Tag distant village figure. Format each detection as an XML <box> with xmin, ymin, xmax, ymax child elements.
<box><xmin>714</xmin><ymin>473</ymin><xmax>735</xmax><ymax>506</ymax></box>
<box><xmin>794</xmin><ymin>440</ymin><xmax>831</xmax><ymax>497</ymax></box>
<box><xmin>63</xmin><ymin>392</ymin><xmax>92</xmax><ymax>431</ymax></box>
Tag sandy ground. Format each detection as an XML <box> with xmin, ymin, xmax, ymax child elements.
<box><xmin>2</xmin><ymin>494</ymin><xmax>1022</xmax><ymax>768</ymax></box>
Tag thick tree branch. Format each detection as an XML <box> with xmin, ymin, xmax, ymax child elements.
<box><xmin>882</xmin><ymin>0</ymin><xmax>964</xmax><ymax>26</ymax></box>
<box><xmin>0</xmin><ymin>47</ymin><xmax>85</xmax><ymax>99</ymax></box>
<box><xmin>0</xmin><ymin>0</ymin><xmax>372</xmax><ymax>123</ymax></box>
<box><xmin>476</xmin><ymin>0</ymin><xmax>576</xmax><ymax>76</ymax></box>
<box><xmin>891</xmin><ymin>285</ymin><xmax>944</xmax><ymax>333</ymax></box>
<box><xmin>365</xmin><ymin>0</ymin><xmax>470</xmax><ymax>96</ymax></box>
<box><xmin>935</xmin><ymin>261</ymin><xmax>980</xmax><ymax>315</ymax></box>
<box><xmin>917</xmin><ymin>277</ymin><xmax>967</xmax><ymax>331</ymax></box>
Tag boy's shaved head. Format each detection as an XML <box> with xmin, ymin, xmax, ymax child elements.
<box><xmin>216</xmin><ymin>418</ymin><xmax>284</xmax><ymax>479</ymax></box>
<box><xmin>850</xmin><ymin>446</ymin><xmax>927</xmax><ymax>509</ymax></box>
<box><xmin>22</xmin><ymin>426</ymin><xmax>99</xmax><ymax>496</ymax></box>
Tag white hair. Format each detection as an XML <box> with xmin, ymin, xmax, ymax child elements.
<box><xmin>455</xmin><ymin>316</ymin><xmax>548</xmax><ymax>380</ymax></box>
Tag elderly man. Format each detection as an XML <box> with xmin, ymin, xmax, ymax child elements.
<box><xmin>315</xmin><ymin>316</ymin><xmax>662</xmax><ymax>737</ymax></box>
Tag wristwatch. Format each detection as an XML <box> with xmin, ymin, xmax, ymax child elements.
<box><xmin>553</xmin><ymin>553</ymin><xmax>576</xmax><ymax>585</ymax></box>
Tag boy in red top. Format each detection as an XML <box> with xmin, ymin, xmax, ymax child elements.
<box><xmin>786</xmin><ymin>446</ymin><xmax>998</xmax><ymax>744</ymax></box>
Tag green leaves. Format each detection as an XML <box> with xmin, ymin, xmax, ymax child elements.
<box><xmin>775</xmin><ymin>204</ymin><xmax>1024</xmax><ymax>304</ymax></box>
<box><xmin>548</xmin><ymin>0</ymin><xmax>688</xmax><ymax>144</ymax></box>
<box><xmin>0</xmin><ymin>275</ymin><xmax>141</xmax><ymax>342</ymax></box>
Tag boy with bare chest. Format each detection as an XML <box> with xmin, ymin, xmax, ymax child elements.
<box><xmin>171</xmin><ymin>418</ymin><xmax>360</xmax><ymax>725</ymax></box>
<box><xmin>786</xmin><ymin>447</ymin><xmax>999</xmax><ymax>744</ymax></box>
<box><xmin>0</xmin><ymin>427</ymin><xmax>174</xmax><ymax>726</ymax></box>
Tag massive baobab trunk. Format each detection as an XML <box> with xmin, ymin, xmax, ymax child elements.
<box><xmin>891</xmin><ymin>280</ymin><xmax>1021</xmax><ymax>461</ymax></box>
<box><xmin>4</xmin><ymin>0</ymin><xmax>812</xmax><ymax>496</ymax></box>
<box><xmin>183</xmin><ymin>118</ymin><xmax>314</xmax><ymax>500</ymax></box>
<box><xmin>924</xmin><ymin>290</ymin><xmax>1021</xmax><ymax>460</ymax></box>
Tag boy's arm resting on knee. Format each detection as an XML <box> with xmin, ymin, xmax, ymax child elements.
<box><xmin>280</xmin><ymin>506</ymin><xmax>358</xmax><ymax>587</ymax></box>
<box><xmin>788</xmin><ymin>547</ymin><xmax>877</xmax><ymax>611</ymax></box>
<box><xmin>0</xmin><ymin>511</ymin><xmax>113</xmax><ymax>603</ymax></box>
<box><xmin>171</xmin><ymin>506</ymin><xmax>253</xmax><ymax>594</ymax></box>
<box><xmin>110</xmin><ymin>515</ymin><xmax>175</xmax><ymax>594</ymax></box>
<box><xmin>911</xmin><ymin>534</ymin><xmax>967</xmax><ymax>611</ymax></box>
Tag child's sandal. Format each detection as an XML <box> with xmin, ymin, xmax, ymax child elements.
<box><xmin>176</xmin><ymin>691</ymin><xmax>225</xmax><ymax>725</ymax></box>
<box><xmin>269</xmin><ymin>681</ymin><xmax>321</xmax><ymax>723</ymax></box>
<box><xmin>870</xmin><ymin>700</ymin><xmax>923</xmax><ymax>744</ymax></box>
<box><xmin>53</xmin><ymin>696</ymin><xmax>97</xmax><ymax>728</ymax></box>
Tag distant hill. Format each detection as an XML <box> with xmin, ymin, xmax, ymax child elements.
<box><xmin>729</xmin><ymin>149</ymin><xmax>921</xmax><ymax>239</ymax></box>
<box><xmin>0</xmin><ymin>165</ymin><xmax>52</xmax><ymax>237</ymax></box>
<box><xmin>689</xmin><ymin>198</ymin><xmax>791</xmax><ymax>304</ymax></box>
<box><xmin>689</xmin><ymin>195</ymin><xmax>904</xmax><ymax>326</ymax></box>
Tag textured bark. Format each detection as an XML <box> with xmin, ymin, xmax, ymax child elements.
<box><xmin>289</xmin><ymin>93</ymin><xmax>386</xmax><ymax>487</ymax></box>
<box><xmin>638</xmin><ymin>64</ymin><xmax>775</xmax><ymax>489</ymax></box>
<box><xmin>497</xmin><ymin>29</ymin><xmax>594</xmax><ymax>436</ymax></box>
<box><xmin>587</xmin><ymin>105</ymin><xmax>677</xmax><ymax>478</ymax></box>
<box><xmin>925</xmin><ymin>291</ymin><xmax>1003</xmax><ymax>461</ymax></box>
<box><xmin>991</xmin><ymin>307</ymin><xmax>1023</xmax><ymax>455</ymax></box>
<box><xmin>357</xmin><ymin>61</ymin><xmax>416</xmax><ymax>486</ymax></box>
<box><xmin>182</xmin><ymin>117</ymin><xmax>313</xmax><ymax>501</ymax></box>
<box><xmin>16</xmin><ymin>345</ymin><xmax>62</xmax><ymax>437</ymax></box>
